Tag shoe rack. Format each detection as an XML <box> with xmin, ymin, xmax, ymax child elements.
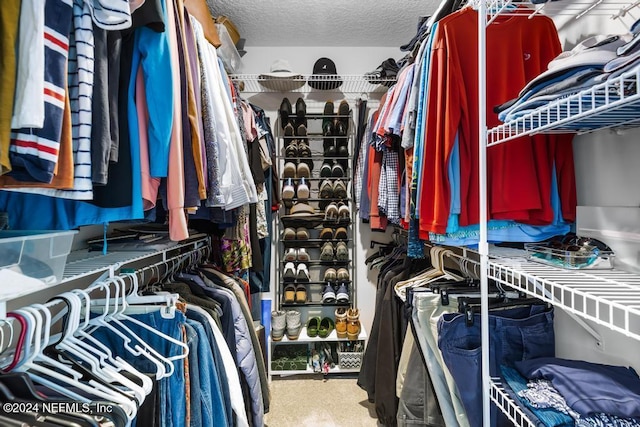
<box><xmin>270</xmin><ymin>97</ymin><xmax>367</xmax><ymax>377</ymax></box>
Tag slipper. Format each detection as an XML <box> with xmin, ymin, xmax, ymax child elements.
<box><xmin>284</xmin><ymin>284</ymin><xmax>296</xmax><ymax>303</ymax></box>
<box><xmin>307</xmin><ymin>317</ymin><xmax>321</xmax><ymax>338</ymax></box>
<box><xmin>318</xmin><ymin>317</ymin><xmax>335</xmax><ymax>338</ymax></box>
<box><xmin>295</xmin><ymin>285</ymin><xmax>307</xmax><ymax>303</ymax></box>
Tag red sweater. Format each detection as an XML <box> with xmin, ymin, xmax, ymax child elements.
<box><xmin>419</xmin><ymin>7</ymin><xmax>576</xmax><ymax>237</ymax></box>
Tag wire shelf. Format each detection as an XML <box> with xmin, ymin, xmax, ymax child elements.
<box><xmin>490</xmin><ymin>379</ymin><xmax>537</xmax><ymax>427</ymax></box>
<box><xmin>230</xmin><ymin>74</ymin><xmax>395</xmax><ymax>94</ymax></box>
<box><xmin>488</xmin><ymin>249</ymin><xmax>640</xmax><ymax>341</ymax></box>
<box><xmin>472</xmin><ymin>0</ymin><xmax>639</xmax><ymax>23</ymax></box>
<box><xmin>488</xmin><ymin>65</ymin><xmax>640</xmax><ymax>145</ymax></box>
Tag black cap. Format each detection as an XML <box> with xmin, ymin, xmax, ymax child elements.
<box><xmin>308</xmin><ymin>57</ymin><xmax>343</xmax><ymax>90</ymax></box>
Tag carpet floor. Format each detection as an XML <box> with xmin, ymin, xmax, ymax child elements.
<box><xmin>264</xmin><ymin>375</ymin><xmax>380</xmax><ymax>427</ymax></box>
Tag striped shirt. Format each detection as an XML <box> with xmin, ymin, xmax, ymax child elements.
<box><xmin>86</xmin><ymin>0</ymin><xmax>132</xmax><ymax>30</ymax></box>
<box><xmin>7</xmin><ymin>0</ymin><xmax>73</xmax><ymax>184</ymax></box>
<box><xmin>11</xmin><ymin>0</ymin><xmax>95</xmax><ymax>199</ymax></box>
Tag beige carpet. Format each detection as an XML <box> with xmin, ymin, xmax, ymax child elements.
<box><xmin>265</xmin><ymin>375</ymin><xmax>380</xmax><ymax>427</ymax></box>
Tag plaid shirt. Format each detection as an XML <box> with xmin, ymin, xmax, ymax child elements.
<box><xmin>378</xmin><ymin>149</ymin><xmax>400</xmax><ymax>224</ymax></box>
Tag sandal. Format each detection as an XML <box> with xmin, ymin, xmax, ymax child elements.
<box><xmin>318</xmin><ymin>317</ymin><xmax>335</xmax><ymax>338</ymax></box>
<box><xmin>295</xmin><ymin>284</ymin><xmax>307</xmax><ymax>303</ymax></box>
<box><xmin>307</xmin><ymin>317</ymin><xmax>321</xmax><ymax>338</ymax></box>
<box><xmin>284</xmin><ymin>284</ymin><xmax>296</xmax><ymax>304</ymax></box>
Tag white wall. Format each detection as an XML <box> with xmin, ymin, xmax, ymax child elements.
<box><xmin>241</xmin><ymin>46</ymin><xmax>402</xmax><ymax>339</ymax></box>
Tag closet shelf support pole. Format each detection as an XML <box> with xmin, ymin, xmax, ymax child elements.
<box><xmin>477</xmin><ymin>2</ymin><xmax>491</xmax><ymax>427</ymax></box>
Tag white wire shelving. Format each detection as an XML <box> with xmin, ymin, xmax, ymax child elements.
<box><xmin>490</xmin><ymin>379</ymin><xmax>537</xmax><ymax>427</ymax></box>
<box><xmin>229</xmin><ymin>74</ymin><xmax>395</xmax><ymax>94</ymax></box>
<box><xmin>473</xmin><ymin>1</ymin><xmax>640</xmax><ymax>426</ymax></box>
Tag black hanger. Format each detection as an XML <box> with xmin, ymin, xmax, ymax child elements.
<box><xmin>0</xmin><ymin>373</ymin><xmax>45</xmax><ymax>400</ymax></box>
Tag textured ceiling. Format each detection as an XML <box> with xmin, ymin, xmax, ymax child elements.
<box><xmin>207</xmin><ymin>0</ymin><xmax>441</xmax><ymax>47</ymax></box>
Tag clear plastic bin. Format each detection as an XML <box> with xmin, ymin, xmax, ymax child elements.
<box><xmin>0</xmin><ymin>230</ymin><xmax>77</xmax><ymax>285</ymax></box>
<box><xmin>215</xmin><ymin>23</ymin><xmax>243</xmax><ymax>74</ymax></box>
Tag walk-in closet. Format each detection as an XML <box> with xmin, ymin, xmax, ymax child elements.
<box><xmin>0</xmin><ymin>0</ymin><xmax>639</xmax><ymax>426</ymax></box>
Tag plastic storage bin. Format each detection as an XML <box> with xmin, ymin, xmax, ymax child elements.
<box><xmin>0</xmin><ymin>230</ymin><xmax>77</xmax><ymax>285</ymax></box>
<box><xmin>337</xmin><ymin>350</ymin><xmax>363</xmax><ymax>370</ymax></box>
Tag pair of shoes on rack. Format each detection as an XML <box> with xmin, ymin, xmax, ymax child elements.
<box><xmin>320</xmin><ymin>161</ymin><xmax>345</xmax><ymax>178</ymax></box>
<box><xmin>283</xmin><ymin>262</ymin><xmax>310</xmax><ymax>281</ymax></box>
<box><xmin>322</xmin><ymin>282</ymin><xmax>349</xmax><ymax>304</ymax></box>
<box><xmin>283</xmin><ymin>227</ymin><xmax>309</xmax><ymax>240</ymax></box>
<box><xmin>320</xmin><ymin>226</ymin><xmax>348</xmax><ymax>240</ymax></box>
<box><xmin>319</xmin><ymin>179</ymin><xmax>347</xmax><ymax>199</ymax></box>
<box><xmin>284</xmin><ymin>248</ymin><xmax>310</xmax><ymax>262</ymax></box>
<box><xmin>323</xmin><ymin>267</ymin><xmax>350</xmax><ymax>282</ymax></box>
<box><xmin>272</xmin><ymin>310</ymin><xmax>302</xmax><ymax>341</ymax></box>
<box><xmin>282</xmin><ymin>178</ymin><xmax>310</xmax><ymax>205</ymax></box>
<box><xmin>307</xmin><ymin>317</ymin><xmax>335</xmax><ymax>338</ymax></box>
<box><xmin>320</xmin><ymin>242</ymin><xmax>349</xmax><ymax>261</ymax></box>
<box><xmin>280</xmin><ymin>97</ymin><xmax>307</xmax><ymax>129</ymax></box>
<box><xmin>324</xmin><ymin>202</ymin><xmax>349</xmax><ymax>221</ymax></box>
<box><xmin>284</xmin><ymin>284</ymin><xmax>307</xmax><ymax>304</ymax></box>
<box><xmin>283</xmin><ymin>162</ymin><xmax>311</xmax><ymax>179</ymax></box>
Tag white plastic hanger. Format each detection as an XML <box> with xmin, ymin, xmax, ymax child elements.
<box><xmin>85</xmin><ymin>277</ymin><xmax>168</xmax><ymax>379</ymax></box>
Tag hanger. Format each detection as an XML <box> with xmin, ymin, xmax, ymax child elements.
<box><xmin>71</xmin><ymin>288</ymin><xmax>153</xmax><ymax>397</ymax></box>
<box><xmin>85</xmin><ymin>277</ymin><xmax>169</xmax><ymax>380</ymax></box>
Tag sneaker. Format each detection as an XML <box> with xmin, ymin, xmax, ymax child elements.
<box><xmin>297</xmin><ymin>177</ymin><xmax>310</xmax><ymax>201</ymax></box>
<box><xmin>297</xmin><ymin>162</ymin><xmax>310</xmax><ymax>178</ymax></box>
<box><xmin>331</xmin><ymin>163</ymin><xmax>344</xmax><ymax>178</ymax></box>
<box><xmin>296</xmin><ymin>263</ymin><xmax>310</xmax><ymax>281</ymax></box>
<box><xmin>283</xmin><ymin>262</ymin><xmax>296</xmax><ymax>280</ymax></box>
<box><xmin>323</xmin><ymin>267</ymin><xmax>337</xmax><ymax>282</ymax></box>
<box><xmin>333</xmin><ymin>180</ymin><xmax>347</xmax><ymax>199</ymax></box>
<box><xmin>335</xmin><ymin>242</ymin><xmax>348</xmax><ymax>261</ymax></box>
<box><xmin>284</xmin><ymin>248</ymin><xmax>297</xmax><ymax>262</ymax></box>
<box><xmin>295</xmin><ymin>97</ymin><xmax>307</xmax><ymax>128</ymax></box>
<box><xmin>319</xmin><ymin>179</ymin><xmax>334</xmax><ymax>199</ymax></box>
<box><xmin>336</xmin><ymin>283</ymin><xmax>349</xmax><ymax>303</ymax></box>
<box><xmin>296</xmin><ymin>227</ymin><xmax>309</xmax><ymax>240</ymax></box>
<box><xmin>280</xmin><ymin>98</ymin><xmax>292</xmax><ymax>129</ymax></box>
<box><xmin>297</xmin><ymin>247</ymin><xmax>310</xmax><ymax>262</ymax></box>
<box><xmin>322</xmin><ymin>283</ymin><xmax>336</xmax><ymax>303</ymax></box>
<box><xmin>283</xmin><ymin>162</ymin><xmax>296</xmax><ymax>178</ymax></box>
<box><xmin>282</xmin><ymin>178</ymin><xmax>295</xmax><ymax>206</ymax></box>
<box><xmin>336</xmin><ymin>267</ymin><xmax>350</xmax><ymax>282</ymax></box>
<box><xmin>320</xmin><ymin>162</ymin><xmax>332</xmax><ymax>178</ymax></box>
<box><xmin>320</xmin><ymin>242</ymin><xmax>334</xmax><ymax>261</ymax></box>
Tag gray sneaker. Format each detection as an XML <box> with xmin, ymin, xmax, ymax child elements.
<box><xmin>286</xmin><ymin>310</ymin><xmax>301</xmax><ymax>340</ymax></box>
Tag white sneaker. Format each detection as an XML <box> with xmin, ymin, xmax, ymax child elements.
<box><xmin>296</xmin><ymin>263</ymin><xmax>310</xmax><ymax>281</ymax></box>
<box><xmin>283</xmin><ymin>262</ymin><xmax>296</xmax><ymax>280</ymax></box>
<box><xmin>297</xmin><ymin>248</ymin><xmax>310</xmax><ymax>262</ymax></box>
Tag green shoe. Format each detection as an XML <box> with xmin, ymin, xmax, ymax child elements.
<box><xmin>318</xmin><ymin>317</ymin><xmax>335</xmax><ymax>338</ymax></box>
<box><xmin>307</xmin><ymin>317</ymin><xmax>321</xmax><ymax>338</ymax></box>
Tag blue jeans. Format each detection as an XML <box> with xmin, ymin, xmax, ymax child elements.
<box><xmin>437</xmin><ymin>305</ymin><xmax>555</xmax><ymax>427</ymax></box>
<box><xmin>90</xmin><ymin>311</ymin><xmax>187</xmax><ymax>427</ymax></box>
<box><xmin>184</xmin><ymin>323</ymin><xmax>202</xmax><ymax>427</ymax></box>
<box><xmin>186</xmin><ymin>319</ymin><xmax>229</xmax><ymax>427</ymax></box>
